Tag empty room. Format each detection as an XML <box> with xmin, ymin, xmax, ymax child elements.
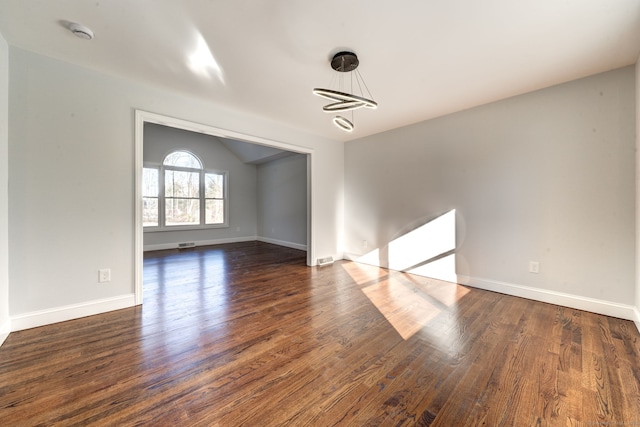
<box><xmin>1</xmin><ymin>1</ymin><xmax>640</xmax><ymax>425</ymax></box>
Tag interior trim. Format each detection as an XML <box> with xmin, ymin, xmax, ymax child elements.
<box><xmin>10</xmin><ymin>294</ymin><xmax>136</xmax><ymax>332</ymax></box>
<box><xmin>134</xmin><ymin>109</ymin><xmax>315</xmax><ymax>306</ymax></box>
<box><xmin>0</xmin><ymin>317</ymin><xmax>10</xmax><ymax>347</ymax></box>
<box><xmin>459</xmin><ymin>275</ymin><xmax>637</xmax><ymax>322</ymax></box>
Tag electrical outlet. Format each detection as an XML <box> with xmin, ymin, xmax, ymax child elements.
<box><xmin>529</xmin><ymin>261</ymin><xmax>539</xmax><ymax>274</ymax></box>
<box><xmin>363</xmin><ymin>240</ymin><xmax>368</xmax><ymax>248</ymax></box>
<box><xmin>98</xmin><ymin>268</ymin><xmax>111</xmax><ymax>283</ymax></box>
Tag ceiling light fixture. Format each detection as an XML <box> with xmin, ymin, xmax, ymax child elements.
<box><xmin>68</xmin><ymin>22</ymin><xmax>94</xmax><ymax>40</ymax></box>
<box><xmin>313</xmin><ymin>51</ymin><xmax>377</xmax><ymax>132</ymax></box>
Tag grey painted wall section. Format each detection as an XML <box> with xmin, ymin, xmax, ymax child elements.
<box><xmin>8</xmin><ymin>47</ymin><xmax>342</xmax><ymax>317</ymax></box>
<box><xmin>143</xmin><ymin>123</ymin><xmax>257</xmax><ymax>247</ymax></box>
<box><xmin>0</xmin><ymin>32</ymin><xmax>9</xmax><ymax>340</ymax></box>
<box><xmin>257</xmin><ymin>154</ymin><xmax>308</xmax><ymax>247</ymax></box>
<box><xmin>221</xmin><ymin>139</ymin><xmax>290</xmax><ymax>165</ymax></box>
<box><xmin>345</xmin><ymin>66</ymin><xmax>635</xmax><ymax>305</ymax></box>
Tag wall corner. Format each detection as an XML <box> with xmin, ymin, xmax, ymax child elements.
<box><xmin>635</xmin><ymin>55</ymin><xmax>640</xmax><ymax>334</ymax></box>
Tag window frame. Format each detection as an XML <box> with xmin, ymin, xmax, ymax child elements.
<box><xmin>143</xmin><ymin>150</ymin><xmax>229</xmax><ymax>232</ymax></box>
<box><xmin>142</xmin><ymin>166</ymin><xmax>160</xmax><ymax>228</ymax></box>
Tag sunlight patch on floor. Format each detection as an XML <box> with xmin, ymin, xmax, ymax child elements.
<box><xmin>345</xmin><ymin>209</ymin><xmax>473</xmax><ymax>339</ymax></box>
<box><xmin>341</xmin><ymin>261</ymin><xmax>388</xmax><ymax>285</ymax></box>
<box><xmin>405</xmin><ymin>275</ymin><xmax>471</xmax><ymax>308</ymax></box>
<box><xmin>360</xmin><ymin>276</ymin><xmax>441</xmax><ymax>340</ymax></box>
<box><xmin>341</xmin><ymin>263</ymin><xmax>471</xmax><ymax>340</ymax></box>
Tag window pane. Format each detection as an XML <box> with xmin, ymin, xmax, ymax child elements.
<box><xmin>166</xmin><ymin>199</ymin><xmax>200</xmax><ymax>226</ymax></box>
<box><xmin>205</xmin><ymin>173</ymin><xmax>224</xmax><ymax>198</ymax></box>
<box><xmin>165</xmin><ymin>170</ymin><xmax>200</xmax><ymax>198</ymax></box>
<box><xmin>143</xmin><ymin>197</ymin><xmax>158</xmax><ymax>227</ymax></box>
<box><xmin>143</xmin><ymin>168</ymin><xmax>158</xmax><ymax>197</ymax></box>
<box><xmin>206</xmin><ymin>199</ymin><xmax>224</xmax><ymax>224</ymax></box>
<box><xmin>163</xmin><ymin>151</ymin><xmax>202</xmax><ymax>169</ymax></box>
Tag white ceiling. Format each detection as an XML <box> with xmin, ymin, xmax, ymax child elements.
<box><xmin>1</xmin><ymin>0</ymin><xmax>639</xmax><ymax>142</ymax></box>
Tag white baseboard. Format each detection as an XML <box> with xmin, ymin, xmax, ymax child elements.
<box><xmin>0</xmin><ymin>316</ymin><xmax>11</xmax><ymax>347</ymax></box>
<box><xmin>256</xmin><ymin>236</ymin><xmax>307</xmax><ymax>251</ymax></box>
<box><xmin>343</xmin><ymin>254</ymin><xmax>639</xmax><ymax>324</ymax></box>
<box><xmin>458</xmin><ymin>275</ymin><xmax>637</xmax><ymax>321</ymax></box>
<box><xmin>10</xmin><ymin>294</ymin><xmax>136</xmax><ymax>332</ymax></box>
<box><xmin>144</xmin><ymin>236</ymin><xmax>257</xmax><ymax>252</ymax></box>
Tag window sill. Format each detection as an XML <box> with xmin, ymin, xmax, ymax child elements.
<box><xmin>144</xmin><ymin>224</ymin><xmax>229</xmax><ymax>233</ymax></box>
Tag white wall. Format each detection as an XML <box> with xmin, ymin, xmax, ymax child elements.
<box><xmin>0</xmin><ymin>32</ymin><xmax>10</xmax><ymax>345</ymax></box>
<box><xmin>8</xmin><ymin>47</ymin><xmax>343</xmax><ymax>328</ymax></box>
<box><xmin>345</xmin><ymin>66</ymin><xmax>636</xmax><ymax>320</ymax></box>
<box><xmin>257</xmin><ymin>153</ymin><xmax>308</xmax><ymax>249</ymax></box>
<box><xmin>143</xmin><ymin>123</ymin><xmax>258</xmax><ymax>250</ymax></box>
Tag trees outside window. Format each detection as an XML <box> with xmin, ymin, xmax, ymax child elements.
<box><xmin>143</xmin><ymin>150</ymin><xmax>227</xmax><ymax>229</ymax></box>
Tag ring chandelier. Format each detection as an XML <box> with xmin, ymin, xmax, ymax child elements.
<box><xmin>313</xmin><ymin>51</ymin><xmax>377</xmax><ymax>132</ymax></box>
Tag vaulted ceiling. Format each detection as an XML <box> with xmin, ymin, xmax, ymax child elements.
<box><xmin>1</xmin><ymin>0</ymin><xmax>639</xmax><ymax>142</ymax></box>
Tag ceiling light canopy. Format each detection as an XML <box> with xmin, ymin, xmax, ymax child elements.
<box><xmin>313</xmin><ymin>51</ymin><xmax>377</xmax><ymax>132</ymax></box>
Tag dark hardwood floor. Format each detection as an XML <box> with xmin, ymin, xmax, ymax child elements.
<box><xmin>1</xmin><ymin>241</ymin><xmax>639</xmax><ymax>426</ymax></box>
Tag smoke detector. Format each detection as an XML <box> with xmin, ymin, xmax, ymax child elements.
<box><xmin>68</xmin><ymin>22</ymin><xmax>94</xmax><ymax>40</ymax></box>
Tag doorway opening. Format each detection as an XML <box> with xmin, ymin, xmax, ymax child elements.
<box><xmin>134</xmin><ymin>110</ymin><xmax>315</xmax><ymax>305</ymax></box>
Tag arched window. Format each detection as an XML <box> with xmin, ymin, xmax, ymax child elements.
<box><xmin>143</xmin><ymin>150</ymin><xmax>227</xmax><ymax>229</ymax></box>
<box><xmin>164</xmin><ymin>151</ymin><xmax>202</xmax><ymax>169</ymax></box>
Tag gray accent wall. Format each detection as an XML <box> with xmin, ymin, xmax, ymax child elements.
<box><xmin>345</xmin><ymin>66</ymin><xmax>636</xmax><ymax>306</ymax></box>
<box><xmin>257</xmin><ymin>153</ymin><xmax>308</xmax><ymax>248</ymax></box>
<box><xmin>143</xmin><ymin>123</ymin><xmax>258</xmax><ymax>248</ymax></box>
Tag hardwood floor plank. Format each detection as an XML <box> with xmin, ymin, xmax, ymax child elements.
<box><xmin>530</xmin><ymin>350</ymin><xmax>562</xmax><ymax>426</ymax></box>
<box><xmin>1</xmin><ymin>242</ymin><xmax>639</xmax><ymax>425</ymax></box>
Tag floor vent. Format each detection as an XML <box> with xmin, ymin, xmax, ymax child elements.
<box><xmin>317</xmin><ymin>256</ymin><xmax>334</xmax><ymax>266</ymax></box>
<box><xmin>178</xmin><ymin>242</ymin><xmax>196</xmax><ymax>249</ymax></box>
